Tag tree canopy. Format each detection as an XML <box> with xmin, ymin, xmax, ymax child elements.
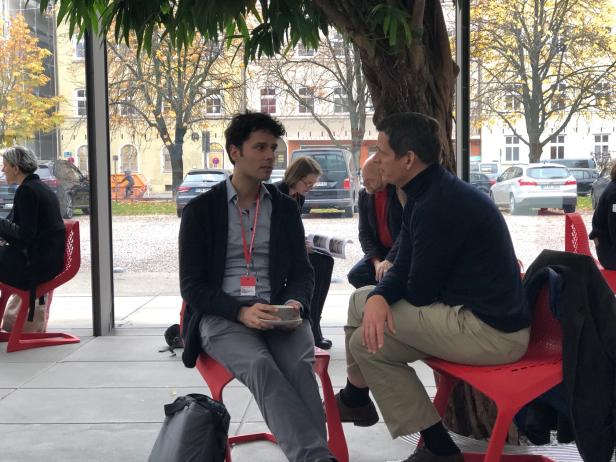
<box><xmin>472</xmin><ymin>0</ymin><xmax>616</xmax><ymax>162</ymax></box>
<box><xmin>41</xmin><ymin>0</ymin><xmax>458</xmax><ymax>170</ymax></box>
<box><xmin>0</xmin><ymin>14</ymin><xmax>63</xmax><ymax>145</ymax></box>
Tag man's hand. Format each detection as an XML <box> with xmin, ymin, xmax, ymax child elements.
<box><xmin>306</xmin><ymin>240</ymin><xmax>314</xmax><ymax>254</ymax></box>
<box><xmin>362</xmin><ymin>295</ymin><xmax>395</xmax><ymax>354</ymax></box>
<box><xmin>238</xmin><ymin>303</ymin><xmax>279</xmax><ymax>330</ymax></box>
<box><xmin>375</xmin><ymin>260</ymin><xmax>393</xmax><ymax>282</ymax></box>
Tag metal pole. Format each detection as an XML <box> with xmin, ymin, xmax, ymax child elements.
<box><xmin>456</xmin><ymin>0</ymin><xmax>471</xmax><ymax>181</ymax></box>
<box><xmin>85</xmin><ymin>26</ymin><xmax>115</xmax><ymax>335</ymax></box>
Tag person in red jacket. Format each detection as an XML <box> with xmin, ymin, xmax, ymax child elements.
<box><xmin>347</xmin><ymin>155</ymin><xmax>403</xmax><ymax>288</ymax></box>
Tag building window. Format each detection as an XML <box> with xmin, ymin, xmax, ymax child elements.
<box><xmin>206</xmin><ymin>89</ymin><xmax>221</xmax><ymax>114</ymax></box>
<box><xmin>596</xmin><ymin>82</ymin><xmax>611</xmax><ymax>106</ymax></box>
<box><xmin>77</xmin><ymin>145</ymin><xmax>88</xmax><ymax>173</ymax></box>
<box><xmin>333</xmin><ymin>87</ymin><xmax>349</xmax><ymax>113</ymax></box>
<box><xmin>595</xmin><ymin>134</ymin><xmax>610</xmax><ymax>156</ymax></box>
<box><xmin>298</xmin><ymin>87</ymin><xmax>315</xmax><ymax>113</ymax></box>
<box><xmin>329</xmin><ymin>31</ymin><xmax>345</xmax><ymax>57</ymax></box>
<box><xmin>505</xmin><ymin>85</ymin><xmax>521</xmax><ymax>112</ymax></box>
<box><xmin>366</xmin><ymin>96</ymin><xmax>374</xmax><ymax>113</ymax></box>
<box><xmin>296</xmin><ymin>42</ymin><xmax>315</xmax><ymax>57</ymax></box>
<box><xmin>75</xmin><ymin>89</ymin><xmax>86</xmax><ymax>116</ymax></box>
<box><xmin>161</xmin><ymin>147</ymin><xmax>172</xmax><ymax>173</ymax></box>
<box><xmin>260</xmin><ymin>88</ymin><xmax>276</xmax><ymax>114</ymax></box>
<box><xmin>120</xmin><ymin>144</ymin><xmax>139</xmax><ymax>172</ymax></box>
<box><xmin>550</xmin><ymin>134</ymin><xmax>565</xmax><ymax>159</ymax></box>
<box><xmin>552</xmin><ymin>83</ymin><xmax>566</xmax><ymax>111</ymax></box>
<box><xmin>120</xmin><ymin>99</ymin><xmax>137</xmax><ymax>116</ymax></box>
<box><xmin>505</xmin><ymin>136</ymin><xmax>520</xmax><ymax>162</ymax></box>
<box><xmin>74</xmin><ymin>38</ymin><xmax>85</xmax><ymax>59</ymax></box>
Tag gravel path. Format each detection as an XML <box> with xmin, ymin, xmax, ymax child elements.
<box><xmin>72</xmin><ymin>209</ymin><xmax>595</xmax><ymax>281</ymax></box>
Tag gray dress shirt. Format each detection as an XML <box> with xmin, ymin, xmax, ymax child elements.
<box><xmin>221</xmin><ymin>178</ymin><xmax>272</xmax><ymax>303</ymax></box>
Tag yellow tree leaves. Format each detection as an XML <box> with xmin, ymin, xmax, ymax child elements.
<box><xmin>0</xmin><ymin>14</ymin><xmax>63</xmax><ymax>145</ymax></box>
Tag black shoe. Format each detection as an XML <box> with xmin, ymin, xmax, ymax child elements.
<box><xmin>315</xmin><ymin>337</ymin><xmax>332</xmax><ymax>350</ymax></box>
<box><xmin>403</xmin><ymin>447</ymin><xmax>464</xmax><ymax>462</ymax></box>
<box><xmin>334</xmin><ymin>391</ymin><xmax>378</xmax><ymax>426</ymax></box>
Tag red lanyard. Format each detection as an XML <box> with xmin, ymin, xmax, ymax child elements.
<box><xmin>235</xmin><ymin>187</ymin><xmax>261</xmax><ymax>270</ymax></box>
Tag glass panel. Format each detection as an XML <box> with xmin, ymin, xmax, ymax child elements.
<box><xmin>527</xmin><ymin>167</ymin><xmax>569</xmax><ymax>179</ymax></box>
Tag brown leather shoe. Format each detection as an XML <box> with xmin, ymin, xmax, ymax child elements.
<box><xmin>402</xmin><ymin>447</ymin><xmax>464</xmax><ymax>462</ymax></box>
<box><xmin>334</xmin><ymin>391</ymin><xmax>379</xmax><ymax>427</ymax></box>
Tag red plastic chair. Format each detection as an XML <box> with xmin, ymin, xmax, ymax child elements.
<box><xmin>564</xmin><ymin>212</ymin><xmax>616</xmax><ymax>291</ymax></box>
<box><xmin>0</xmin><ymin>220</ymin><xmax>81</xmax><ymax>352</ymax></box>
<box><xmin>424</xmin><ymin>286</ymin><xmax>561</xmax><ymax>462</ymax></box>
<box><xmin>180</xmin><ymin>302</ymin><xmax>349</xmax><ymax>462</ymax></box>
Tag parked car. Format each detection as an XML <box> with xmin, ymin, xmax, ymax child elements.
<box><xmin>591</xmin><ymin>171</ymin><xmax>610</xmax><ymax>209</ymax></box>
<box><xmin>469</xmin><ymin>172</ymin><xmax>492</xmax><ymax>194</ymax></box>
<box><xmin>0</xmin><ymin>160</ymin><xmax>89</xmax><ymax>219</ymax></box>
<box><xmin>490</xmin><ymin>163</ymin><xmax>577</xmax><ymax>214</ymax></box>
<box><xmin>540</xmin><ymin>157</ymin><xmax>596</xmax><ymax>170</ymax></box>
<box><xmin>36</xmin><ymin>160</ymin><xmax>90</xmax><ymax>219</ymax></box>
<box><xmin>568</xmin><ymin>168</ymin><xmax>598</xmax><ymax>196</ymax></box>
<box><xmin>471</xmin><ymin>161</ymin><xmax>501</xmax><ymax>181</ymax></box>
<box><xmin>176</xmin><ymin>169</ymin><xmax>229</xmax><ymax>217</ymax></box>
<box><xmin>289</xmin><ymin>148</ymin><xmax>360</xmax><ymax>217</ymax></box>
<box><xmin>0</xmin><ymin>173</ymin><xmax>16</xmax><ymax>219</ymax></box>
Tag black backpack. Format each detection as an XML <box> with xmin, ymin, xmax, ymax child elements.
<box><xmin>149</xmin><ymin>393</ymin><xmax>230</xmax><ymax>462</ymax></box>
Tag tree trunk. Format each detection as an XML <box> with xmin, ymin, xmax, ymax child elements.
<box><xmin>169</xmin><ymin>126</ymin><xmax>187</xmax><ymax>196</ymax></box>
<box><xmin>351</xmin><ymin>127</ymin><xmax>365</xmax><ymax>169</ymax></box>
<box><xmin>314</xmin><ymin>0</ymin><xmax>458</xmax><ymax>171</ymax></box>
<box><xmin>529</xmin><ymin>139</ymin><xmax>543</xmax><ymax>163</ymax></box>
<box><xmin>314</xmin><ymin>0</ymin><xmax>518</xmax><ymax>441</ymax></box>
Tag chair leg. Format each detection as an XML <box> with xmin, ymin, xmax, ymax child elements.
<box><xmin>432</xmin><ymin>373</ymin><xmax>459</xmax><ymax>417</ymax></box>
<box><xmin>483</xmin><ymin>407</ymin><xmax>517</xmax><ymax>462</ymax></box>
<box><xmin>314</xmin><ymin>356</ymin><xmax>349</xmax><ymax>462</ymax></box>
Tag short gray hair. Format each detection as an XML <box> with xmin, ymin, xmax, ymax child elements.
<box><xmin>2</xmin><ymin>146</ymin><xmax>38</xmax><ymax>174</ymax></box>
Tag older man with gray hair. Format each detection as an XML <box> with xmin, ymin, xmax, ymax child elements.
<box><xmin>347</xmin><ymin>155</ymin><xmax>404</xmax><ymax>288</ymax></box>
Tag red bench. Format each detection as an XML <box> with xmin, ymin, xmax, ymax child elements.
<box><xmin>423</xmin><ymin>286</ymin><xmax>560</xmax><ymax>462</ymax></box>
<box><xmin>0</xmin><ymin>220</ymin><xmax>81</xmax><ymax>352</ymax></box>
<box><xmin>564</xmin><ymin>212</ymin><xmax>616</xmax><ymax>291</ymax></box>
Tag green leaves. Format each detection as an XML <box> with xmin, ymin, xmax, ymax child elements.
<box><xmin>41</xmin><ymin>0</ymin><xmax>415</xmax><ymax>57</ymax></box>
<box><xmin>369</xmin><ymin>3</ymin><xmax>415</xmax><ymax>47</ymax></box>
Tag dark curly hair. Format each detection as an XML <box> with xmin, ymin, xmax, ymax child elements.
<box><xmin>224</xmin><ymin>112</ymin><xmax>286</xmax><ymax>165</ymax></box>
<box><xmin>375</xmin><ymin>112</ymin><xmax>442</xmax><ymax>165</ymax></box>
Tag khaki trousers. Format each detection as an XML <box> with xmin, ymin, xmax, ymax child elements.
<box><xmin>345</xmin><ymin>286</ymin><xmax>530</xmax><ymax>438</ymax></box>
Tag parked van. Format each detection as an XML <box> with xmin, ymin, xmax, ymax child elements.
<box><xmin>470</xmin><ymin>161</ymin><xmax>501</xmax><ymax>181</ymax></box>
<box><xmin>289</xmin><ymin>148</ymin><xmax>360</xmax><ymax>217</ymax></box>
<box><xmin>540</xmin><ymin>158</ymin><xmax>596</xmax><ymax>170</ymax></box>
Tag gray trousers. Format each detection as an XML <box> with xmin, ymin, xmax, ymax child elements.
<box><xmin>200</xmin><ymin>316</ymin><xmax>332</xmax><ymax>462</ymax></box>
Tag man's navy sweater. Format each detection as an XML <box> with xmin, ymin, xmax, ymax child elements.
<box><xmin>369</xmin><ymin>164</ymin><xmax>530</xmax><ymax>333</ymax></box>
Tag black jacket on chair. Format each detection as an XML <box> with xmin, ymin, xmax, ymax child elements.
<box><xmin>524</xmin><ymin>250</ymin><xmax>616</xmax><ymax>462</ymax></box>
<box><xmin>0</xmin><ymin>173</ymin><xmax>65</xmax><ymax>289</ymax></box>
<box><xmin>179</xmin><ymin>181</ymin><xmax>315</xmax><ymax>368</ymax></box>
<box><xmin>357</xmin><ymin>185</ymin><xmax>403</xmax><ymax>262</ymax></box>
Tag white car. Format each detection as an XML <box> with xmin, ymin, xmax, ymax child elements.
<box><xmin>490</xmin><ymin>163</ymin><xmax>577</xmax><ymax>214</ymax></box>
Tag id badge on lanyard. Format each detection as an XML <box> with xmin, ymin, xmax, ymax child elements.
<box><xmin>237</xmin><ymin>188</ymin><xmax>261</xmax><ymax>297</ymax></box>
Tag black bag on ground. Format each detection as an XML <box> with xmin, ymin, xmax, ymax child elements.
<box><xmin>149</xmin><ymin>393</ymin><xmax>230</xmax><ymax>462</ymax></box>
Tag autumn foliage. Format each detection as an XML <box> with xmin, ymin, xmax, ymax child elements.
<box><xmin>0</xmin><ymin>14</ymin><xmax>63</xmax><ymax>145</ymax></box>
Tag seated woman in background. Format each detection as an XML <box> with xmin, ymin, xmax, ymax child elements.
<box><xmin>0</xmin><ymin>146</ymin><xmax>65</xmax><ymax>293</ymax></box>
<box><xmin>590</xmin><ymin>161</ymin><xmax>616</xmax><ymax>270</ymax></box>
<box><xmin>276</xmin><ymin>156</ymin><xmax>334</xmax><ymax>350</ymax></box>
